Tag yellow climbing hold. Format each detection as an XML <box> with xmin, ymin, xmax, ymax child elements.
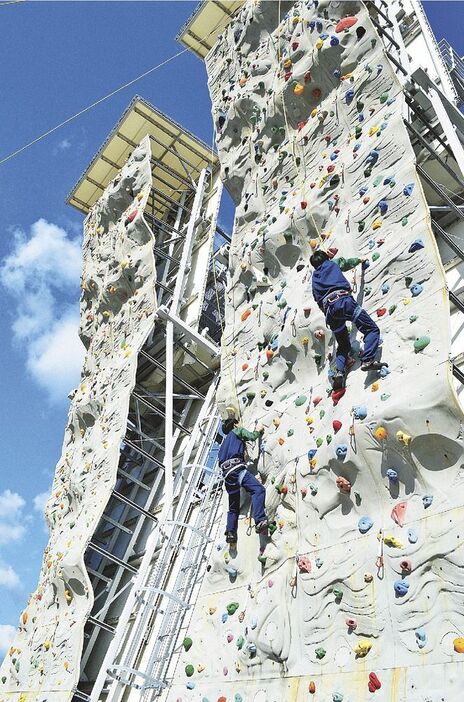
<box><xmin>43</xmin><ymin>640</ymin><xmax>51</xmax><ymax>651</ymax></box>
<box><xmin>306</xmin><ymin>417</ymin><xmax>314</xmax><ymax>425</ymax></box>
<box><xmin>316</xmin><ymin>38</ymin><xmax>324</xmax><ymax>49</ymax></box>
<box><xmin>371</xmin><ymin>382</ymin><xmax>379</xmax><ymax>392</ymax></box>
<box><xmin>294</xmin><ymin>83</ymin><xmax>304</xmax><ymax>96</ymax></box>
<box><xmin>354</xmin><ymin>639</ymin><xmax>372</xmax><ymax>657</ymax></box>
<box><xmin>396</xmin><ymin>430</ymin><xmax>412</xmax><ymax>446</ymax></box>
<box><xmin>383</xmin><ymin>534</ymin><xmax>404</xmax><ymax>548</ymax></box>
<box><xmin>311</xmin><ymin>108</ymin><xmax>318</xmax><ymax>118</ymax></box>
<box><xmin>368</xmin><ymin>125</ymin><xmax>379</xmax><ymax>137</ymax></box>
<box><xmin>372</xmin><ymin>219</ymin><xmax>382</xmax><ymax>230</ymax></box>
<box><xmin>283</xmin><ymin>58</ymin><xmax>292</xmax><ymax>69</ymax></box>
<box><xmin>453</xmin><ymin>637</ymin><xmax>464</xmax><ymax>653</ymax></box>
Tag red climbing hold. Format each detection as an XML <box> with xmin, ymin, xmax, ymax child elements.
<box><xmin>304</xmin><ymin>70</ymin><xmax>312</xmax><ymax>83</ymax></box>
<box><xmin>332</xmin><ymin>419</ymin><xmax>342</xmax><ymax>433</ymax></box>
<box><xmin>335</xmin><ymin>16</ymin><xmax>358</xmax><ymax>33</ymax></box>
<box><xmin>312</xmin><ymin>87</ymin><xmax>322</xmax><ymax>99</ymax></box>
<box><xmin>376</xmin><ymin>308</ymin><xmax>387</xmax><ymax>318</ymax></box>
<box><xmin>292</xmin><ymin>41</ymin><xmax>299</xmax><ymax>50</ymax></box>
<box><xmin>125</xmin><ymin>210</ymin><xmax>137</xmax><ymax>224</ymax></box>
<box><xmin>327</xmin><ymin>247</ymin><xmax>338</xmax><ymax>258</ymax></box>
<box><xmin>297</xmin><ymin>120</ymin><xmax>307</xmax><ymax>131</ymax></box>
<box><xmin>327</xmin><ymin>164</ymin><xmax>335</xmax><ymax>173</ymax></box>
<box><xmin>300</xmin><ymin>201</ymin><xmax>308</xmax><ymax>209</ymax></box>
<box><xmin>368</xmin><ymin>672</ymin><xmax>382</xmax><ymax>691</ymax></box>
<box><xmin>336</xmin><ymin>476</ymin><xmax>351</xmax><ymax>493</ymax></box>
<box><xmin>400</xmin><ymin>559</ymin><xmax>412</xmax><ymax>573</ymax></box>
<box><xmin>331</xmin><ymin>388</ymin><xmax>346</xmax><ymax>406</ymax></box>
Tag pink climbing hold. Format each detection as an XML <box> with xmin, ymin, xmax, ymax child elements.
<box><xmin>335</xmin><ymin>16</ymin><xmax>359</xmax><ymax>33</ymax></box>
<box><xmin>226</xmin><ymin>633</ymin><xmax>234</xmax><ymax>643</ymax></box>
<box><xmin>327</xmin><ymin>247</ymin><xmax>338</xmax><ymax>258</ymax></box>
<box><xmin>125</xmin><ymin>210</ymin><xmax>137</xmax><ymax>224</ymax></box>
<box><xmin>346</xmin><ymin>618</ymin><xmax>357</xmax><ymax>630</ymax></box>
<box><xmin>301</xmin><ymin>487</ymin><xmax>307</xmax><ymax>497</ymax></box>
<box><xmin>313</xmin><ymin>396</ymin><xmax>322</xmax><ymax>406</ymax></box>
<box><xmin>332</xmin><ymin>419</ymin><xmax>342</xmax><ymax>433</ymax></box>
<box><xmin>297</xmin><ymin>555</ymin><xmax>312</xmax><ymax>573</ymax></box>
<box><xmin>391</xmin><ymin>501</ymin><xmax>408</xmax><ymax>527</ymax></box>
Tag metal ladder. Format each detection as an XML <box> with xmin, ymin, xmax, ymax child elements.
<box><xmin>104</xmin><ymin>407</ymin><xmax>224</xmax><ymax>699</ymax></box>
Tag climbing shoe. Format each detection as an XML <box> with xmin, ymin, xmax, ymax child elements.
<box><xmin>225</xmin><ymin>531</ymin><xmax>237</xmax><ymax>544</ymax></box>
<box><xmin>332</xmin><ymin>371</ymin><xmax>346</xmax><ymax>390</ymax></box>
<box><xmin>255</xmin><ymin>519</ymin><xmax>268</xmax><ymax>534</ymax></box>
<box><xmin>361</xmin><ymin>360</ymin><xmax>389</xmax><ymax>372</ymax></box>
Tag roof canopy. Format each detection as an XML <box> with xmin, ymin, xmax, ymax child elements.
<box><xmin>67</xmin><ymin>96</ymin><xmax>218</xmax><ymax>217</ymax></box>
<box><xmin>177</xmin><ymin>0</ymin><xmax>244</xmax><ymax>59</ymax></box>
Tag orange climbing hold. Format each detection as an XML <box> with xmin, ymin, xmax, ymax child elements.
<box><xmin>374</xmin><ymin>426</ymin><xmax>388</xmax><ymax>441</ymax></box>
<box><xmin>309</xmin><ymin>681</ymin><xmax>316</xmax><ymax>694</ymax></box>
<box><xmin>335</xmin><ymin>16</ymin><xmax>358</xmax><ymax>32</ymax></box>
<box><xmin>453</xmin><ymin>637</ymin><xmax>464</xmax><ymax>653</ymax></box>
<box><xmin>294</xmin><ymin>83</ymin><xmax>304</xmax><ymax>96</ymax></box>
<box><xmin>242</xmin><ymin>363</ymin><xmax>249</xmax><ymax>371</ymax></box>
<box><xmin>266</xmin><ymin>349</ymin><xmax>274</xmax><ymax>361</ymax></box>
<box><xmin>241</xmin><ymin>309</ymin><xmax>251</xmax><ymax>321</ymax></box>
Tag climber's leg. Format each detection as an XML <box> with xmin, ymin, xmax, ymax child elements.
<box><xmin>352</xmin><ymin>306</ymin><xmax>383</xmax><ymax>368</ymax></box>
<box><xmin>326</xmin><ymin>300</ymin><xmax>353</xmax><ymax>378</ymax></box>
<box><xmin>224</xmin><ymin>468</ymin><xmax>241</xmax><ymax>535</ymax></box>
<box><xmin>240</xmin><ymin>470</ymin><xmax>267</xmax><ymax>528</ymax></box>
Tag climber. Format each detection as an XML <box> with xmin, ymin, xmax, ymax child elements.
<box><xmin>310</xmin><ymin>250</ymin><xmax>387</xmax><ymax>388</ymax></box>
<box><xmin>218</xmin><ymin>417</ymin><xmax>268</xmax><ymax>544</ymax></box>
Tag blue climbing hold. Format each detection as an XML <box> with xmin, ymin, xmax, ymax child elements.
<box><xmin>403</xmin><ymin>183</ymin><xmax>415</xmax><ymax>196</ymax></box>
<box><xmin>247</xmin><ymin>642</ymin><xmax>257</xmax><ymax>655</ymax></box>
<box><xmin>335</xmin><ymin>444</ymin><xmax>348</xmax><ymax>459</ymax></box>
<box><xmin>333</xmin><ymin>68</ymin><xmax>341</xmax><ymax>79</ymax></box>
<box><xmin>358</xmin><ymin>112</ymin><xmax>364</xmax><ymax>122</ymax></box>
<box><xmin>222</xmin><ymin>613</ymin><xmax>228</xmax><ymax>623</ymax></box>
<box><xmin>359</xmin><ymin>185</ymin><xmax>369</xmax><ymax>196</ymax></box>
<box><xmin>330</xmin><ymin>152</ymin><xmax>338</xmax><ymax>161</ymax></box>
<box><xmin>366</xmin><ymin>149</ymin><xmax>379</xmax><ymax>165</ymax></box>
<box><xmin>320</xmin><ymin>32</ymin><xmax>329</xmax><ymax>40</ymax></box>
<box><xmin>250</xmin><ymin>618</ymin><xmax>257</xmax><ymax>629</ymax></box>
<box><xmin>381</xmin><ymin>282</ymin><xmax>390</xmax><ymax>294</ymax></box>
<box><xmin>379</xmin><ymin>366</ymin><xmax>390</xmax><ymax>378</ymax></box>
<box><xmin>381</xmin><ymin>392</ymin><xmax>391</xmax><ymax>401</ymax></box>
<box><xmin>308</xmin><ymin>448</ymin><xmax>317</xmax><ymax>460</ymax></box>
<box><xmin>353</xmin><ymin>405</ymin><xmax>367</xmax><ymax>420</ymax></box>
<box><xmin>383</xmin><ymin>175</ymin><xmax>395</xmax><ymax>186</ymax></box>
<box><xmin>386</xmin><ymin>468</ymin><xmax>399</xmax><ymax>483</ymax></box>
<box><xmin>378</xmin><ymin>199</ymin><xmax>388</xmax><ymax>215</ymax></box>
<box><xmin>315</xmin><ymin>557</ymin><xmax>323</xmax><ymax>568</ymax></box>
<box><xmin>309</xmin><ymin>20</ymin><xmax>316</xmax><ymax>30</ymax></box>
<box><xmin>368</xmin><ymin>239</ymin><xmax>375</xmax><ymax>250</ymax></box>
<box><xmin>226</xmin><ymin>566</ymin><xmax>238</xmax><ymax>577</ymax></box>
<box><xmin>408</xmin><ymin>528</ymin><xmax>419</xmax><ymax>544</ymax></box>
<box><xmin>415</xmin><ymin>628</ymin><xmax>427</xmax><ymax>649</ymax></box>
<box><xmin>394</xmin><ymin>579</ymin><xmax>410</xmax><ymax>597</ymax></box>
<box><xmin>353</xmin><ymin>142</ymin><xmax>361</xmax><ymax>152</ymax></box>
<box><xmin>316</xmin><ymin>20</ymin><xmax>323</xmax><ymax>32</ymax></box>
<box><xmin>186</xmin><ymin>682</ymin><xmax>196</xmax><ymax>690</ymax></box>
<box><xmin>333</xmin><ymin>694</ymin><xmax>344</xmax><ymax>702</ymax></box>
<box><xmin>358</xmin><ymin>516</ymin><xmax>374</xmax><ymax>533</ymax></box>
<box><xmin>330</xmin><ymin>35</ymin><xmax>339</xmax><ymax>46</ymax></box>
<box><xmin>410</xmin><ymin>283</ymin><xmax>423</xmax><ymax>297</ymax></box>
<box><xmin>423</xmin><ymin>495</ymin><xmax>433</xmax><ymax>508</ymax></box>
<box><xmin>362</xmin><ymin>259</ymin><xmax>370</xmax><ymax>270</ymax></box>
<box><xmin>408</xmin><ymin>239</ymin><xmax>424</xmax><ymax>253</ymax></box>
<box><xmin>235</xmin><ymin>695</ymin><xmax>243</xmax><ymax>702</ymax></box>
<box><xmin>345</xmin><ymin>89</ymin><xmax>355</xmax><ymax>104</ymax></box>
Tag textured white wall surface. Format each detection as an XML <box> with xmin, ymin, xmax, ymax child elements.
<box><xmin>166</xmin><ymin>2</ymin><xmax>464</xmax><ymax>700</ymax></box>
<box><xmin>0</xmin><ymin>137</ymin><xmax>156</xmax><ymax>702</ymax></box>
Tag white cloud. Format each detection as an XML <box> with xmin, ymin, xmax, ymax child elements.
<box><xmin>0</xmin><ymin>565</ymin><xmax>20</xmax><ymax>590</ymax></box>
<box><xmin>33</xmin><ymin>492</ymin><xmax>49</xmax><ymax>513</ymax></box>
<box><xmin>0</xmin><ymin>624</ymin><xmax>16</xmax><ymax>653</ymax></box>
<box><xmin>0</xmin><ymin>219</ymin><xmax>84</xmax><ymax>403</ymax></box>
<box><xmin>0</xmin><ymin>490</ymin><xmax>25</xmax><ymax>520</ymax></box>
<box><xmin>0</xmin><ymin>490</ymin><xmax>27</xmax><ymax>546</ymax></box>
<box><xmin>53</xmin><ymin>138</ymin><xmax>72</xmax><ymax>155</ymax></box>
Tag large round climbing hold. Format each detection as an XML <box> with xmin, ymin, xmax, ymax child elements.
<box><xmin>295</xmin><ymin>395</ymin><xmax>307</xmax><ymax>406</ymax></box>
<box><xmin>185</xmin><ymin>663</ymin><xmax>194</xmax><ymax>677</ymax></box>
<box><xmin>335</xmin><ymin>16</ymin><xmax>358</xmax><ymax>32</ymax></box>
<box><xmin>453</xmin><ymin>637</ymin><xmax>464</xmax><ymax>653</ymax></box>
<box><xmin>374</xmin><ymin>426</ymin><xmax>388</xmax><ymax>441</ymax></box>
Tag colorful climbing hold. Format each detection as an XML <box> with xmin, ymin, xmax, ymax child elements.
<box><xmin>391</xmin><ymin>501</ymin><xmax>408</xmax><ymax>527</ymax></box>
<box><xmin>354</xmin><ymin>639</ymin><xmax>372</xmax><ymax>657</ymax></box>
<box><xmin>358</xmin><ymin>516</ymin><xmax>374</xmax><ymax>534</ymax></box>
<box><xmin>394</xmin><ymin>579</ymin><xmax>410</xmax><ymax>596</ymax></box>
<box><xmin>414</xmin><ymin>336</ymin><xmax>430</xmax><ymax>352</ymax></box>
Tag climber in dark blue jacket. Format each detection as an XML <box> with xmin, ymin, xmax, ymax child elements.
<box><xmin>310</xmin><ymin>250</ymin><xmax>387</xmax><ymax>388</ymax></box>
<box><xmin>219</xmin><ymin>417</ymin><xmax>267</xmax><ymax>543</ymax></box>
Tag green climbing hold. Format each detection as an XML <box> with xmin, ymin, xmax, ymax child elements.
<box><xmin>227</xmin><ymin>602</ymin><xmax>240</xmax><ymax>616</ymax></box>
<box><xmin>379</xmin><ymin>92</ymin><xmax>389</xmax><ymax>103</ymax></box>
<box><xmin>319</xmin><ymin>409</ymin><xmax>325</xmax><ymax>419</ymax></box>
<box><xmin>335</xmin><ymin>256</ymin><xmax>361</xmax><ymax>271</ymax></box>
<box><xmin>388</xmin><ymin>304</ymin><xmax>397</xmax><ymax>315</ymax></box>
<box><xmin>295</xmin><ymin>395</ymin><xmax>307</xmax><ymax>406</ymax></box>
<box><xmin>258</xmin><ymin>554</ymin><xmax>267</xmax><ymax>564</ymax></box>
<box><xmin>263</xmin><ymin>371</ymin><xmax>269</xmax><ymax>380</ymax></box>
<box><xmin>372</xmin><ymin>252</ymin><xmax>380</xmax><ymax>261</ymax></box>
<box><xmin>326</xmin><ymin>435</ymin><xmax>332</xmax><ymax>444</ymax></box>
<box><xmin>409</xmin><ymin>314</ymin><xmax>418</xmax><ymax>323</ymax></box>
<box><xmin>183</xmin><ymin>637</ymin><xmax>193</xmax><ymax>652</ymax></box>
<box><xmin>185</xmin><ymin>664</ymin><xmax>194</xmax><ymax>677</ymax></box>
<box><xmin>414</xmin><ymin>336</ymin><xmax>430</xmax><ymax>353</ymax></box>
<box><xmin>316</xmin><ymin>437</ymin><xmax>323</xmax><ymax>448</ymax></box>
<box><xmin>315</xmin><ymin>646</ymin><xmax>326</xmax><ymax>659</ymax></box>
<box><xmin>236</xmin><ymin>635</ymin><xmax>245</xmax><ymax>650</ymax></box>
<box><xmin>401</xmin><ymin>216</ymin><xmax>409</xmax><ymax>226</ymax></box>
<box><xmin>287</xmin><ymin>429</ymin><xmax>294</xmax><ymax>437</ymax></box>
<box><xmin>246</xmin><ymin>392</ymin><xmax>256</xmax><ymax>400</ymax></box>
<box><xmin>373</xmin><ymin>176</ymin><xmax>383</xmax><ymax>187</ymax></box>
<box><xmin>358</xmin><ymin>222</ymin><xmax>365</xmax><ymax>233</ymax></box>
<box><xmin>268</xmin><ymin>521</ymin><xmax>277</xmax><ymax>535</ymax></box>
<box><xmin>334</xmin><ymin>588</ymin><xmax>343</xmax><ymax>601</ymax></box>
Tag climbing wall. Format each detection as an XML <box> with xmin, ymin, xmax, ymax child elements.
<box><xmin>167</xmin><ymin>2</ymin><xmax>464</xmax><ymax>701</ymax></box>
<box><xmin>0</xmin><ymin>137</ymin><xmax>156</xmax><ymax>702</ymax></box>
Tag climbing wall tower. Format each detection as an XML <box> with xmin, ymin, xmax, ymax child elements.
<box><xmin>0</xmin><ymin>98</ymin><xmax>227</xmax><ymax>702</ymax></box>
<box><xmin>160</xmin><ymin>1</ymin><xmax>464</xmax><ymax>701</ymax></box>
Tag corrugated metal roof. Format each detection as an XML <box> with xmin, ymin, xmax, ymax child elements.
<box><xmin>66</xmin><ymin>95</ymin><xmax>218</xmax><ymax>216</ymax></box>
<box><xmin>176</xmin><ymin>0</ymin><xmax>244</xmax><ymax>59</ymax></box>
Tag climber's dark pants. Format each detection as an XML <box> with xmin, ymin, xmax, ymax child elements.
<box><xmin>325</xmin><ymin>295</ymin><xmax>380</xmax><ymax>371</ymax></box>
<box><xmin>222</xmin><ymin>462</ymin><xmax>266</xmax><ymax>533</ymax></box>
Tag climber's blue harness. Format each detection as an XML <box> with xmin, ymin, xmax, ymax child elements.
<box><xmin>322</xmin><ymin>289</ymin><xmax>363</xmax><ymax>333</ymax></box>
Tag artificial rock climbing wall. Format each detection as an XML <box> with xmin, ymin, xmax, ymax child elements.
<box><xmin>167</xmin><ymin>2</ymin><xmax>464</xmax><ymax>701</ymax></box>
<box><xmin>0</xmin><ymin>137</ymin><xmax>156</xmax><ymax>702</ymax></box>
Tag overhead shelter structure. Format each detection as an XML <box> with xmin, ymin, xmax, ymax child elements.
<box><xmin>176</xmin><ymin>0</ymin><xmax>244</xmax><ymax>59</ymax></box>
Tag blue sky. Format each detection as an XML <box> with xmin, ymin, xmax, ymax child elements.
<box><xmin>0</xmin><ymin>0</ymin><xmax>461</xmax><ymax>652</ymax></box>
